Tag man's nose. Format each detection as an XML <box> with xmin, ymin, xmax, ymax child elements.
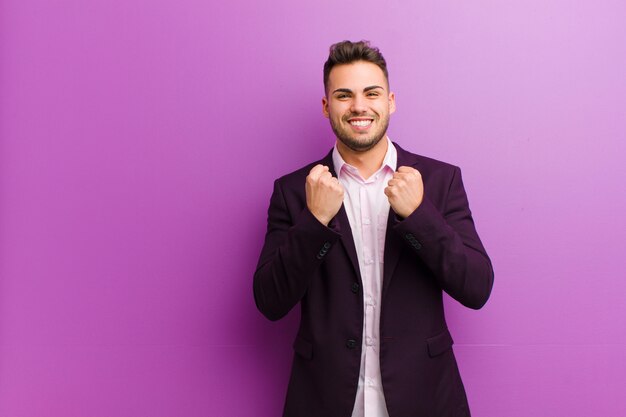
<box><xmin>350</xmin><ymin>95</ymin><xmax>367</xmax><ymax>113</ymax></box>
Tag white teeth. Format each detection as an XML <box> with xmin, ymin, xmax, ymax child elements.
<box><xmin>350</xmin><ymin>120</ymin><xmax>372</xmax><ymax>127</ymax></box>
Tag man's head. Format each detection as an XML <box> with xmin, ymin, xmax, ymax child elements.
<box><xmin>322</xmin><ymin>40</ymin><xmax>395</xmax><ymax>153</ymax></box>
<box><xmin>323</xmin><ymin>40</ymin><xmax>389</xmax><ymax>95</ymax></box>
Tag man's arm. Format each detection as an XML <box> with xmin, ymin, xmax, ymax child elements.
<box><xmin>387</xmin><ymin>166</ymin><xmax>494</xmax><ymax>309</ymax></box>
<box><xmin>253</xmin><ymin>166</ymin><xmax>343</xmax><ymax>321</ymax></box>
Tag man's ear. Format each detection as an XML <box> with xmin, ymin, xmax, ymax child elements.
<box><xmin>322</xmin><ymin>96</ymin><xmax>329</xmax><ymax>118</ymax></box>
<box><xmin>388</xmin><ymin>92</ymin><xmax>396</xmax><ymax>115</ymax></box>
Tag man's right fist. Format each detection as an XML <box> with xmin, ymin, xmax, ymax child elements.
<box><xmin>305</xmin><ymin>164</ymin><xmax>344</xmax><ymax>226</ymax></box>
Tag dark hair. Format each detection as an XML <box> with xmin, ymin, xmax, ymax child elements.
<box><xmin>323</xmin><ymin>40</ymin><xmax>389</xmax><ymax>94</ymax></box>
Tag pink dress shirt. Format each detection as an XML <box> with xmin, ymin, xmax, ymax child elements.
<box><xmin>332</xmin><ymin>138</ymin><xmax>397</xmax><ymax>417</ymax></box>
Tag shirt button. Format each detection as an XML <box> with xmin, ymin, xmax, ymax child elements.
<box><xmin>366</xmin><ymin>336</ymin><xmax>374</xmax><ymax>346</ymax></box>
<box><xmin>363</xmin><ymin>218</ymin><xmax>371</xmax><ymax>225</ymax></box>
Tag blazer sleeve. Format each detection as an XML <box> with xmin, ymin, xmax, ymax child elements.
<box><xmin>253</xmin><ymin>179</ymin><xmax>342</xmax><ymax>321</ymax></box>
<box><xmin>393</xmin><ymin>166</ymin><xmax>494</xmax><ymax>309</ymax></box>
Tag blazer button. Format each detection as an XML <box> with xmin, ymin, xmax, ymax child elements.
<box><xmin>323</xmin><ymin>242</ymin><xmax>331</xmax><ymax>249</ymax></box>
<box><xmin>351</xmin><ymin>282</ymin><xmax>360</xmax><ymax>293</ymax></box>
<box><xmin>346</xmin><ymin>339</ymin><xmax>357</xmax><ymax>349</ymax></box>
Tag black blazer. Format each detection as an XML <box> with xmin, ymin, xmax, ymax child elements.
<box><xmin>254</xmin><ymin>143</ymin><xmax>494</xmax><ymax>417</ymax></box>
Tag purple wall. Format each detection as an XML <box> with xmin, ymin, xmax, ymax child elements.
<box><xmin>1</xmin><ymin>0</ymin><xmax>625</xmax><ymax>416</ymax></box>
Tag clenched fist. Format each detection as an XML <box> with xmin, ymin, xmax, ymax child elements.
<box><xmin>384</xmin><ymin>166</ymin><xmax>424</xmax><ymax>218</ymax></box>
<box><xmin>306</xmin><ymin>164</ymin><xmax>344</xmax><ymax>226</ymax></box>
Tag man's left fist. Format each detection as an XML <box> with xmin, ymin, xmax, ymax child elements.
<box><xmin>384</xmin><ymin>166</ymin><xmax>424</xmax><ymax>218</ymax></box>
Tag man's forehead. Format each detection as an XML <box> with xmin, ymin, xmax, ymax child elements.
<box><xmin>327</xmin><ymin>62</ymin><xmax>388</xmax><ymax>90</ymax></box>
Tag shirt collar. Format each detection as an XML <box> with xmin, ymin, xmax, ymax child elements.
<box><xmin>332</xmin><ymin>137</ymin><xmax>397</xmax><ymax>178</ymax></box>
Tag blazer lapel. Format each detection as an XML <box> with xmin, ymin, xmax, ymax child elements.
<box><xmin>334</xmin><ymin>206</ymin><xmax>362</xmax><ymax>283</ymax></box>
<box><xmin>383</xmin><ymin>212</ymin><xmax>402</xmax><ymax>297</ymax></box>
<box><xmin>383</xmin><ymin>143</ymin><xmax>419</xmax><ymax>297</ymax></box>
<box><xmin>322</xmin><ymin>151</ymin><xmax>362</xmax><ymax>283</ymax></box>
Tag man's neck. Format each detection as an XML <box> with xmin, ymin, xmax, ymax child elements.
<box><xmin>336</xmin><ymin>137</ymin><xmax>389</xmax><ymax>180</ymax></box>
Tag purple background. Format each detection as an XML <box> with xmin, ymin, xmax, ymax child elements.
<box><xmin>1</xmin><ymin>0</ymin><xmax>625</xmax><ymax>416</ymax></box>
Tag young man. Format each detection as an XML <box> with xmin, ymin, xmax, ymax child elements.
<box><xmin>254</xmin><ymin>40</ymin><xmax>494</xmax><ymax>417</ymax></box>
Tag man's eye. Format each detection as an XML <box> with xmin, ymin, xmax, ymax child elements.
<box><xmin>367</xmin><ymin>92</ymin><xmax>379</xmax><ymax>97</ymax></box>
<box><xmin>337</xmin><ymin>94</ymin><xmax>349</xmax><ymax>99</ymax></box>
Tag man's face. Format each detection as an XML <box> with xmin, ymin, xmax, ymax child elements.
<box><xmin>322</xmin><ymin>61</ymin><xmax>396</xmax><ymax>152</ymax></box>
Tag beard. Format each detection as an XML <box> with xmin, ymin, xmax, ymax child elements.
<box><xmin>330</xmin><ymin>113</ymin><xmax>390</xmax><ymax>152</ymax></box>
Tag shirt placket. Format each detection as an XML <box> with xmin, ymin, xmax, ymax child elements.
<box><xmin>360</xmin><ymin>182</ymin><xmax>378</xmax><ymax>413</ymax></box>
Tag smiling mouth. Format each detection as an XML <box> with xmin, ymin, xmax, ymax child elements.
<box><xmin>348</xmin><ymin>119</ymin><xmax>373</xmax><ymax>127</ymax></box>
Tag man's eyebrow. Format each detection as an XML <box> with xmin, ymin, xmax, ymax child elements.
<box><xmin>332</xmin><ymin>85</ymin><xmax>385</xmax><ymax>95</ymax></box>
<box><xmin>332</xmin><ymin>88</ymin><xmax>353</xmax><ymax>94</ymax></box>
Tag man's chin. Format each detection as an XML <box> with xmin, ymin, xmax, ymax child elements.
<box><xmin>338</xmin><ymin>135</ymin><xmax>384</xmax><ymax>152</ymax></box>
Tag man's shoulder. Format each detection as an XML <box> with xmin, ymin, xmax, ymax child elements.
<box><xmin>393</xmin><ymin>142</ymin><xmax>459</xmax><ymax>173</ymax></box>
